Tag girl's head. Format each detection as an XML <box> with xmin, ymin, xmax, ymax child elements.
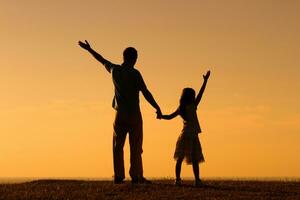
<box><xmin>179</xmin><ymin>88</ymin><xmax>196</xmax><ymax>118</ymax></box>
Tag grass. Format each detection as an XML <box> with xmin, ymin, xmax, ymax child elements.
<box><xmin>0</xmin><ymin>179</ymin><xmax>299</xmax><ymax>199</ymax></box>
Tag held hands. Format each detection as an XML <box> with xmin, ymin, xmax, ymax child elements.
<box><xmin>203</xmin><ymin>70</ymin><xmax>211</xmax><ymax>81</ymax></box>
<box><xmin>156</xmin><ymin>109</ymin><xmax>162</xmax><ymax>119</ymax></box>
<box><xmin>78</xmin><ymin>40</ymin><xmax>91</xmax><ymax>50</ymax></box>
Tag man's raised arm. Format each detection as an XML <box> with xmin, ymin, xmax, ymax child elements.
<box><xmin>78</xmin><ymin>40</ymin><xmax>112</xmax><ymax>73</ymax></box>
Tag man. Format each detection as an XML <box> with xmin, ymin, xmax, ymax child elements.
<box><xmin>78</xmin><ymin>40</ymin><xmax>162</xmax><ymax>184</ymax></box>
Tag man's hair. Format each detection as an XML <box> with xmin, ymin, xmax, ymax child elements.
<box><xmin>123</xmin><ymin>47</ymin><xmax>138</xmax><ymax>61</ymax></box>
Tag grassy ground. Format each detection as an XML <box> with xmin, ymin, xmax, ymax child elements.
<box><xmin>0</xmin><ymin>179</ymin><xmax>299</xmax><ymax>200</ymax></box>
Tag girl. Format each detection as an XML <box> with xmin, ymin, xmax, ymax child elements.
<box><xmin>159</xmin><ymin>70</ymin><xmax>210</xmax><ymax>186</ymax></box>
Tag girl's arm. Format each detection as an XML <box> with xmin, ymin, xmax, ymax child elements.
<box><xmin>195</xmin><ymin>70</ymin><xmax>210</xmax><ymax>106</ymax></box>
<box><xmin>161</xmin><ymin>109</ymin><xmax>180</xmax><ymax>120</ymax></box>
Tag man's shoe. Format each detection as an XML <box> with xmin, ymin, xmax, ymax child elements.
<box><xmin>131</xmin><ymin>177</ymin><xmax>151</xmax><ymax>184</ymax></box>
<box><xmin>114</xmin><ymin>177</ymin><xmax>124</xmax><ymax>184</ymax></box>
<box><xmin>131</xmin><ymin>178</ymin><xmax>139</xmax><ymax>184</ymax></box>
<box><xmin>139</xmin><ymin>177</ymin><xmax>151</xmax><ymax>184</ymax></box>
<box><xmin>174</xmin><ymin>178</ymin><xmax>181</xmax><ymax>186</ymax></box>
<box><xmin>194</xmin><ymin>179</ymin><xmax>203</xmax><ymax>187</ymax></box>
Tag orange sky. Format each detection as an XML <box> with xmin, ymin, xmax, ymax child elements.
<box><xmin>1</xmin><ymin>0</ymin><xmax>299</xmax><ymax>178</ymax></box>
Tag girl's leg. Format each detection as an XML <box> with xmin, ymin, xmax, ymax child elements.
<box><xmin>175</xmin><ymin>158</ymin><xmax>184</xmax><ymax>181</ymax></box>
<box><xmin>192</xmin><ymin>160</ymin><xmax>200</xmax><ymax>181</ymax></box>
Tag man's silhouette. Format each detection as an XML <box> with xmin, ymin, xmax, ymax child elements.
<box><xmin>78</xmin><ymin>40</ymin><xmax>162</xmax><ymax>184</ymax></box>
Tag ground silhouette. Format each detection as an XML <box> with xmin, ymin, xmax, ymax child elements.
<box><xmin>0</xmin><ymin>179</ymin><xmax>299</xmax><ymax>199</ymax></box>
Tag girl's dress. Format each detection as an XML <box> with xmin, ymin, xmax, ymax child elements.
<box><xmin>174</xmin><ymin>103</ymin><xmax>205</xmax><ymax>164</ymax></box>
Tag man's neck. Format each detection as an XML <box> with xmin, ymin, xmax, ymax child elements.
<box><xmin>122</xmin><ymin>63</ymin><xmax>134</xmax><ymax>69</ymax></box>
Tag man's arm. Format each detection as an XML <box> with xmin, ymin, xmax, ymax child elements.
<box><xmin>78</xmin><ymin>40</ymin><xmax>113</xmax><ymax>73</ymax></box>
<box><xmin>195</xmin><ymin>70</ymin><xmax>210</xmax><ymax>106</ymax></box>
<box><xmin>137</xmin><ymin>71</ymin><xmax>161</xmax><ymax>115</ymax></box>
<box><xmin>141</xmin><ymin>88</ymin><xmax>161</xmax><ymax>114</ymax></box>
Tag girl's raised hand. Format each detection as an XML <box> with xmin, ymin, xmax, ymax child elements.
<box><xmin>203</xmin><ymin>70</ymin><xmax>211</xmax><ymax>80</ymax></box>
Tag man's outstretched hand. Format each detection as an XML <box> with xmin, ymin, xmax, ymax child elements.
<box><xmin>203</xmin><ymin>70</ymin><xmax>211</xmax><ymax>80</ymax></box>
<box><xmin>78</xmin><ymin>40</ymin><xmax>91</xmax><ymax>50</ymax></box>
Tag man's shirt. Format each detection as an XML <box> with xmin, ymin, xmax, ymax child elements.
<box><xmin>105</xmin><ymin>61</ymin><xmax>147</xmax><ymax>113</ymax></box>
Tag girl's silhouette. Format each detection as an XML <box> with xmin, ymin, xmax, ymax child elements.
<box><xmin>158</xmin><ymin>70</ymin><xmax>210</xmax><ymax>187</ymax></box>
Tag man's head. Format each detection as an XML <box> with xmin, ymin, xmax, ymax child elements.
<box><xmin>123</xmin><ymin>47</ymin><xmax>138</xmax><ymax>68</ymax></box>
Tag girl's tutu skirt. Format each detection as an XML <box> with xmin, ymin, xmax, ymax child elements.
<box><xmin>174</xmin><ymin>132</ymin><xmax>205</xmax><ymax>164</ymax></box>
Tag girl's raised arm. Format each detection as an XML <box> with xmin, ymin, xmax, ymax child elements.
<box><xmin>195</xmin><ymin>70</ymin><xmax>210</xmax><ymax>106</ymax></box>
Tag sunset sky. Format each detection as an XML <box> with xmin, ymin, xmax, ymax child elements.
<box><xmin>1</xmin><ymin>0</ymin><xmax>299</xmax><ymax>178</ymax></box>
